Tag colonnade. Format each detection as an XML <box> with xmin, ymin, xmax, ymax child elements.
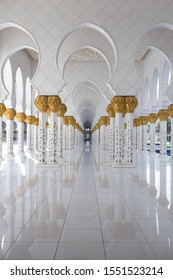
<box><xmin>0</xmin><ymin>95</ymin><xmax>84</xmax><ymax>165</ymax></box>
<box><xmin>92</xmin><ymin>96</ymin><xmax>173</xmax><ymax>166</ymax></box>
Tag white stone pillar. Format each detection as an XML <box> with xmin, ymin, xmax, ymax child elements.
<box><xmin>0</xmin><ymin>103</ymin><xmax>6</xmax><ymax>160</ymax></box>
<box><xmin>168</xmin><ymin>105</ymin><xmax>173</xmax><ymax>158</ymax></box>
<box><xmin>57</xmin><ymin>116</ymin><xmax>64</xmax><ymax>159</ymax></box>
<box><xmin>35</xmin><ymin>100</ymin><xmax>47</xmax><ymax>163</ymax></box>
<box><xmin>4</xmin><ymin>109</ymin><xmax>16</xmax><ymax>158</ymax></box>
<box><xmin>47</xmin><ymin>112</ymin><xmax>57</xmax><ymax>163</ymax></box>
<box><xmin>33</xmin><ymin>118</ymin><xmax>39</xmax><ymax>152</ymax></box>
<box><xmin>16</xmin><ymin>113</ymin><xmax>26</xmax><ymax>155</ymax></box>
<box><xmin>148</xmin><ymin>114</ymin><xmax>158</xmax><ymax>153</ymax></box>
<box><xmin>38</xmin><ymin>112</ymin><xmax>47</xmax><ymax>163</ymax></box>
<box><xmin>114</xmin><ymin>113</ymin><xmax>123</xmax><ymax>164</ymax></box>
<box><xmin>157</xmin><ymin>109</ymin><xmax>169</xmax><ymax>156</ymax></box>
<box><xmin>138</xmin><ymin>116</ymin><xmax>148</xmax><ymax>151</ymax></box>
<box><xmin>125</xmin><ymin>113</ymin><xmax>134</xmax><ymax>164</ymax></box>
<box><xmin>25</xmin><ymin>116</ymin><xmax>35</xmax><ymax>154</ymax></box>
<box><xmin>109</xmin><ymin>117</ymin><xmax>115</xmax><ymax>159</ymax></box>
<box><xmin>0</xmin><ymin>116</ymin><xmax>2</xmax><ymax>160</ymax></box>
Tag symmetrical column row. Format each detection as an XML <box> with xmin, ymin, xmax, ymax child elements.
<box><xmin>0</xmin><ymin>96</ymin><xmax>84</xmax><ymax>164</ymax></box>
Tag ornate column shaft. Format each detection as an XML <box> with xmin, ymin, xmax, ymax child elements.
<box><xmin>125</xmin><ymin>96</ymin><xmax>138</xmax><ymax>164</ymax></box>
<box><xmin>148</xmin><ymin>113</ymin><xmax>158</xmax><ymax>153</ymax></box>
<box><xmin>25</xmin><ymin>116</ymin><xmax>35</xmax><ymax>153</ymax></box>
<box><xmin>157</xmin><ymin>109</ymin><xmax>169</xmax><ymax>156</ymax></box>
<box><xmin>4</xmin><ymin>108</ymin><xmax>16</xmax><ymax>158</ymax></box>
<box><xmin>68</xmin><ymin>116</ymin><xmax>75</xmax><ymax>150</ymax></box>
<box><xmin>34</xmin><ymin>95</ymin><xmax>48</xmax><ymax>163</ymax></box>
<box><xmin>139</xmin><ymin>116</ymin><xmax>148</xmax><ymax>151</ymax></box>
<box><xmin>57</xmin><ymin>104</ymin><xmax>67</xmax><ymax>159</ymax></box>
<box><xmin>168</xmin><ymin>105</ymin><xmax>173</xmax><ymax>158</ymax></box>
<box><xmin>16</xmin><ymin>113</ymin><xmax>26</xmax><ymax>155</ymax></box>
<box><xmin>0</xmin><ymin>103</ymin><xmax>6</xmax><ymax>160</ymax></box>
<box><xmin>111</xmin><ymin>96</ymin><xmax>125</xmax><ymax>165</ymax></box>
<box><xmin>33</xmin><ymin>118</ymin><xmax>39</xmax><ymax>152</ymax></box>
<box><xmin>47</xmin><ymin>96</ymin><xmax>62</xmax><ymax>163</ymax></box>
<box><xmin>63</xmin><ymin>116</ymin><xmax>69</xmax><ymax>151</ymax></box>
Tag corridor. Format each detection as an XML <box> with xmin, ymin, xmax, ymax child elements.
<box><xmin>0</xmin><ymin>144</ymin><xmax>173</xmax><ymax>260</ymax></box>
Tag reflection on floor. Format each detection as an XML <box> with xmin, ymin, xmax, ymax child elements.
<box><xmin>0</xmin><ymin>144</ymin><xmax>173</xmax><ymax>260</ymax></box>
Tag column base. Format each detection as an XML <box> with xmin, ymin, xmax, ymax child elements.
<box><xmin>112</xmin><ymin>162</ymin><xmax>136</xmax><ymax>168</ymax></box>
<box><xmin>5</xmin><ymin>154</ymin><xmax>15</xmax><ymax>159</ymax></box>
<box><xmin>57</xmin><ymin>157</ymin><xmax>65</xmax><ymax>162</ymax></box>
<box><xmin>16</xmin><ymin>151</ymin><xmax>25</xmax><ymax>156</ymax></box>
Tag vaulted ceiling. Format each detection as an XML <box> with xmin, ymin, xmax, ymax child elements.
<box><xmin>1</xmin><ymin>0</ymin><xmax>173</xmax><ymax>128</ymax></box>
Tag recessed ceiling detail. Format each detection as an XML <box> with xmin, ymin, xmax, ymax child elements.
<box><xmin>69</xmin><ymin>48</ymin><xmax>104</xmax><ymax>62</ymax></box>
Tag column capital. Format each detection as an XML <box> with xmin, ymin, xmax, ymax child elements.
<box><xmin>139</xmin><ymin>116</ymin><xmax>148</xmax><ymax>125</ymax></box>
<box><xmin>168</xmin><ymin>104</ymin><xmax>173</xmax><ymax>118</ymax></box>
<box><xmin>16</xmin><ymin>112</ymin><xmax>26</xmax><ymax>122</ymax></box>
<box><xmin>106</xmin><ymin>104</ymin><xmax>115</xmax><ymax>117</ymax></box>
<box><xmin>157</xmin><ymin>109</ymin><xmax>169</xmax><ymax>121</ymax></box>
<box><xmin>47</xmin><ymin>95</ymin><xmax>62</xmax><ymax>113</ymax></box>
<box><xmin>68</xmin><ymin>116</ymin><xmax>76</xmax><ymax>126</ymax></box>
<box><xmin>34</xmin><ymin>118</ymin><xmax>39</xmax><ymax>126</ymax></box>
<box><xmin>0</xmin><ymin>103</ymin><xmax>6</xmax><ymax>117</ymax></box>
<box><xmin>25</xmin><ymin>115</ymin><xmax>35</xmax><ymax>125</ymax></box>
<box><xmin>125</xmin><ymin>96</ymin><xmax>138</xmax><ymax>113</ymax></box>
<box><xmin>35</xmin><ymin>95</ymin><xmax>48</xmax><ymax>112</ymax></box>
<box><xmin>63</xmin><ymin>116</ymin><xmax>69</xmax><ymax>125</ymax></box>
<box><xmin>57</xmin><ymin>103</ymin><xmax>67</xmax><ymax>117</ymax></box>
<box><xmin>111</xmin><ymin>96</ymin><xmax>125</xmax><ymax>113</ymax></box>
<box><xmin>4</xmin><ymin>108</ymin><xmax>16</xmax><ymax>120</ymax></box>
<box><xmin>148</xmin><ymin>113</ymin><xmax>158</xmax><ymax>123</ymax></box>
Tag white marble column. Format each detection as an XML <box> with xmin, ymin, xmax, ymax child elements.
<box><xmin>109</xmin><ymin>117</ymin><xmax>115</xmax><ymax>159</ymax></box>
<box><xmin>157</xmin><ymin>109</ymin><xmax>169</xmax><ymax>156</ymax></box>
<box><xmin>168</xmin><ymin>105</ymin><xmax>173</xmax><ymax>158</ymax></box>
<box><xmin>0</xmin><ymin>104</ymin><xmax>6</xmax><ymax>160</ymax></box>
<box><xmin>57</xmin><ymin>116</ymin><xmax>64</xmax><ymax>159</ymax></box>
<box><xmin>125</xmin><ymin>113</ymin><xmax>134</xmax><ymax>164</ymax></box>
<box><xmin>0</xmin><ymin>117</ymin><xmax>2</xmax><ymax>160</ymax></box>
<box><xmin>139</xmin><ymin>116</ymin><xmax>148</xmax><ymax>151</ymax></box>
<box><xmin>17</xmin><ymin>121</ymin><xmax>25</xmax><ymax>155</ymax></box>
<box><xmin>148</xmin><ymin>113</ymin><xmax>158</xmax><ymax>153</ymax></box>
<box><xmin>25</xmin><ymin>116</ymin><xmax>35</xmax><ymax>154</ymax></box>
<box><xmin>113</xmin><ymin>113</ymin><xmax>123</xmax><ymax>165</ymax></box>
<box><xmin>37</xmin><ymin>113</ymin><xmax>46</xmax><ymax>163</ymax></box>
<box><xmin>33</xmin><ymin>118</ymin><xmax>39</xmax><ymax>152</ymax></box>
<box><xmin>4</xmin><ymin>109</ymin><xmax>16</xmax><ymax>158</ymax></box>
<box><xmin>47</xmin><ymin>112</ymin><xmax>57</xmax><ymax>163</ymax></box>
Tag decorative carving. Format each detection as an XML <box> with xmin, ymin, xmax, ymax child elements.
<box><xmin>35</xmin><ymin>95</ymin><xmax>48</xmax><ymax>112</ymax></box>
<box><xmin>4</xmin><ymin>108</ymin><xmax>16</xmax><ymax>120</ymax></box>
<box><xmin>0</xmin><ymin>103</ymin><xmax>6</xmax><ymax>116</ymax></box>
<box><xmin>70</xmin><ymin>48</ymin><xmax>104</xmax><ymax>61</ymax></box>
<box><xmin>63</xmin><ymin>116</ymin><xmax>69</xmax><ymax>125</ymax></box>
<box><xmin>34</xmin><ymin>118</ymin><xmax>39</xmax><ymax>126</ymax></box>
<box><xmin>47</xmin><ymin>95</ymin><xmax>62</xmax><ymax>113</ymax></box>
<box><xmin>125</xmin><ymin>96</ymin><xmax>138</xmax><ymax>113</ymax></box>
<box><xmin>139</xmin><ymin>116</ymin><xmax>148</xmax><ymax>125</ymax></box>
<box><xmin>57</xmin><ymin>103</ymin><xmax>67</xmax><ymax>117</ymax></box>
<box><xmin>111</xmin><ymin>96</ymin><xmax>125</xmax><ymax>113</ymax></box>
<box><xmin>16</xmin><ymin>112</ymin><xmax>26</xmax><ymax>122</ymax></box>
<box><xmin>157</xmin><ymin>109</ymin><xmax>169</xmax><ymax>121</ymax></box>
<box><xmin>168</xmin><ymin>104</ymin><xmax>173</xmax><ymax>118</ymax></box>
<box><xmin>106</xmin><ymin>104</ymin><xmax>115</xmax><ymax>117</ymax></box>
<box><xmin>25</xmin><ymin>115</ymin><xmax>35</xmax><ymax>125</ymax></box>
<box><xmin>148</xmin><ymin>113</ymin><xmax>158</xmax><ymax>124</ymax></box>
<box><xmin>68</xmin><ymin>116</ymin><xmax>76</xmax><ymax>126</ymax></box>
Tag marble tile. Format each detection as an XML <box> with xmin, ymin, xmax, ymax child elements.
<box><xmin>55</xmin><ymin>242</ymin><xmax>105</xmax><ymax>260</ymax></box>
<box><xmin>64</xmin><ymin>218</ymin><xmax>101</xmax><ymax>229</ymax></box>
<box><xmin>105</xmin><ymin>242</ymin><xmax>157</xmax><ymax>260</ymax></box>
<box><xmin>60</xmin><ymin>229</ymin><xmax>103</xmax><ymax>242</ymax></box>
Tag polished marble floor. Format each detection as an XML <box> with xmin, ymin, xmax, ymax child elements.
<box><xmin>0</xmin><ymin>143</ymin><xmax>173</xmax><ymax>260</ymax></box>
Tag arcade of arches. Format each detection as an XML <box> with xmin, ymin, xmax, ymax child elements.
<box><xmin>1</xmin><ymin>0</ymin><xmax>173</xmax><ymax>260</ymax></box>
